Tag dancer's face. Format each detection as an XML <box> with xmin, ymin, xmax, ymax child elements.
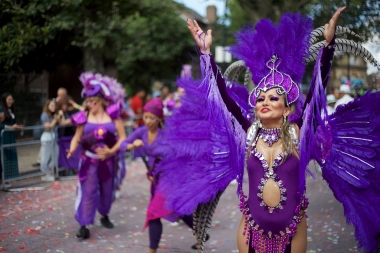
<box><xmin>143</xmin><ymin>112</ymin><xmax>159</xmax><ymax>130</ymax></box>
<box><xmin>255</xmin><ymin>88</ymin><xmax>290</xmax><ymax>125</ymax></box>
<box><xmin>86</xmin><ymin>96</ymin><xmax>102</xmax><ymax>113</ymax></box>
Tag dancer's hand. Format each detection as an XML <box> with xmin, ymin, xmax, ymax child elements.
<box><xmin>324</xmin><ymin>6</ymin><xmax>346</xmax><ymax>46</ymax></box>
<box><xmin>66</xmin><ymin>149</ymin><xmax>74</xmax><ymax>158</ymax></box>
<box><xmin>187</xmin><ymin>19</ymin><xmax>212</xmax><ymax>54</ymax></box>
<box><xmin>132</xmin><ymin>139</ymin><xmax>144</xmax><ymax>148</ymax></box>
<box><xmin>96</xmin><ymin>146</ymin><xmax>112</xmax><ymax>160</ymax></box>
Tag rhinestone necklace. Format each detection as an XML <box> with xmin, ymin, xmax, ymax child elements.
<box><xmin>259</xmin><ymin>127</ymin><xmax>281</xmax><ymax>146</ymax></box>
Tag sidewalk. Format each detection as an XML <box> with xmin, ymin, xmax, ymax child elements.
<box><xmin>0</xmin><ymin>160</ymin><xmax>360</xmax><ymax>253</ymax></box>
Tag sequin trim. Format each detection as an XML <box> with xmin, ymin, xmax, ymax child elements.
<box><xmin>239</xmin><ymin>189</ymin><xmax>309</xmax><ymax>253</ymax></box>
<box><xmin>253</xmin><ymin>149</ymin><xmax>287</xmax><ymax>213</ymax></box>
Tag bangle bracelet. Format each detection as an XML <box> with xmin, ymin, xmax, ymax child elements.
<box><xmin>76</xmin><ymin>105</ymin><xmax>81</xmax><ymax>110</ymax></box>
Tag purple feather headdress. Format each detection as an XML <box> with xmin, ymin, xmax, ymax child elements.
<box><xmin>79</xmin><ymin>72</ymin><xmax>126</xmax><ymax>106</ymax></box>
<box><xmin>229</xmin><ymin>13</ymin><xmax>313</xmax><ymax>113</ymax></box>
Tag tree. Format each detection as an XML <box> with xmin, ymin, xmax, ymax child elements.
<box><xmin>0</xmin><ymin>0</ymin><xmax>193</xmax><ymax>93</ymax></box>
<box><xmin>115</xmin><ymin>0</ymin><xmax>193</xmax><ymax>91</ymax></box>
<box><xmin>229</xmin><ymin>0</ymin><xmax>380</xmax><ymax>42</ymax></box>
<box><xmin>307</xmin><ymin>0</ymin><xmax>380</xmax><ymax>41</ymax></box>
<box><xmin>0</xmin><ymin>0</ymin><xmax>143</xmax><ymax>72</ymax></box>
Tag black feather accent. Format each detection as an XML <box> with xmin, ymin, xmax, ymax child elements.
<box><xmin>193</xmin><ymin>191</ymin><xmax>223</xmax><ymax>253</ymax></box>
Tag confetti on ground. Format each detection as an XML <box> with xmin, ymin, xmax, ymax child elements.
<box><xmin>0</xmin><ymin>160</ymin><xmax>360</xmax><ymax>252</ymax></box>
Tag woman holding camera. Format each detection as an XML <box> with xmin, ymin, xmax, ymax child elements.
<box><xmin>40</xmin><ymin>99</ymin><xmax>60</xmax><ymax>181</ymax></box>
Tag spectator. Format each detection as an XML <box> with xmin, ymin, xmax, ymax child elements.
<box><xmin>0</xmin><ymin>112</ymin><xmax>4</xmax><ymax>186</ymax></box>
<box><xmin>326</xmin><ymin>94</ymin><xmax>337</xmax><ymax>115</ymax></box>
<box><xmin>160</xmin><ymin>86</ymin><xmax>170</xmax><ymax>100</ymax></box>
<box><xmin>145</xmin><ymin>93</ymin><xmax>152</xmax><ymax>104</ymax></box>
<box><xmin>40</xmin><ymin>99</ymin><xmax>59</xmax><ymax>181</ymax></box>
<box><xmin>334</xmin><ymin>84</ymin><xmax>354</xmax><ymax>110</ymax></box>
<box><xmin>332</xmin><ymin>87</ymin><xmax>340</xmax><ymax>99</ymax></box>
<box><xmin>56</xmin><ymin>98</ymin><xmax>75</xmax><ymax>137</ymax></box>
<box><xmin>131</xmin><ymin>89</ymin><xmax>146</xmax><ymax>126</ymax></box>
<box><xmin>56</xmin><ymin>87</ymin><xmax>68</xmax><ymax>102</ymax></box>
<box><xmin>56</xmin><ymin>98</ymin><xmax>80</xmax><ymax>175</ymax></box>
<box><xmin>174</xmin><ymin>87</ymin><xmax>185</xmax><ymax>107</ymax></box>
<box><xmin>56</xmin><ymin>87</ymin><xmax>82</xmax><ymax>111</ymax></box>
<box><xmin>163</xmin><ymin>93</ymin><xmax>176</xmax><ymax>117</ymax></box>
<box><xmin>0</xmin><ymin>92</ymin><xmax>22</xmax><ymax>183</ymax></box>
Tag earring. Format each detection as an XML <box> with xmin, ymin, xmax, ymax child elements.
<box><xmin>283</xmin><ymin>115</ymin><xmax>287</xmax><ymax>125</ymax></box>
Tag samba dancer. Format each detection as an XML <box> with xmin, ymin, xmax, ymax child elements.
<box><xmin>68</xmin><ymin>72</ymin><xmax>126</xmax><ymax>239</ymax></box>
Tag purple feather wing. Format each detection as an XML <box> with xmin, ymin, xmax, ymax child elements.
<box><xmin>321</xmin><ymin>92</ymin><xmax>380</xmax><ymax>252</ymax></box>
<box><xmin>226</xmin><ymin>82</ymin><xmax>254</xmax><ymax>122</ymax></box>
<box><xmin>155</xmin><ymin>55</ymin><xmax>246</xmax><ymax>215</ymax></box>
<box><xmin>300</xmin><ymin>46</ymin><xmax>380</xmax><ymax>252</ymax></box>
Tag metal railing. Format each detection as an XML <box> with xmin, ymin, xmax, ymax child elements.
<box><xmin>1</xmin><ymin>124</ymin><xmax>135</xmax><ymax>190</ymax></box>
<box><xmin>1</xmin><ymin>126</ymin><xmax>54</xmax><ymax>190</ymax></box>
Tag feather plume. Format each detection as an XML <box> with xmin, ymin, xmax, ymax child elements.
<box><xmin>193</xmin><ymin>191</ymin><xmax>223</xmax><ymax>253</ymax></box>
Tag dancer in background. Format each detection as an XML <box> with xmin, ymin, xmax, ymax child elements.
<box><xmin>97</xmin><ymin>98</ymin><xmax>199</xmax><ymax>253</ymax></box>
<box><xmin>68</xmin><ymin>72</ymin><xmax>126</xmax><ymax>240</ymax></box>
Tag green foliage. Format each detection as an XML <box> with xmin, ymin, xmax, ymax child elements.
<box><xmin>0</xmin><ymin>0</ymin><xmax>192</xmax><ymax>93</ymax></box>
<box><xmin>115</xmin><ymin>0</ymin><xmax>193</xmax><ymax>90</ymax></box>
<box><xmin>307</xmin><ymin>0</ymin><xmax>380</xmax><ymax>41</ymax></box>
<box><xmin>0</xmin><ymin>0</ymin><xmax>81</xmax><ymax>71</ymax></box>
<box><xmin>228</xmin><ymin>0</ymin><xmax>380</xmax><ymax>42</ymax></box>
<box><xmin>226</xmin><ymin>0</ymin><xmax>251</xmax><ymax>44</ymax></box>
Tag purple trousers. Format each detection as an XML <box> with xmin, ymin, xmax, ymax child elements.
<box><xmin>74</xmin><ymin>158</ymin><xmax>115</xmax><ymax>226</ymax></box>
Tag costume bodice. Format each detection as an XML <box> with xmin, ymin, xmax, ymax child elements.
<box><xmin>81</xmin><ymin>122</ymin><xmax>117</xmax><ymax>153</ymax></box>
<box><xmin>238</xmin><ymin>123</ymin><xmax>308</xmax><ymax>252</ymax></box>
<box><xmin>84</xmin><ymin>122</ymin><xmax>115</xmax><ymax>135</ymax></box>
<box><xmin>247</xmin><ymin>150</ymin><xmax>300</xmax><ymax>234</ymax></box>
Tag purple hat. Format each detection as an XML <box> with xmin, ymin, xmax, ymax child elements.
<box><xmin>80</xmin><ymin>72</ymin><xmax>126</xmax><ymax>106</ymax></box>
<box><xmin>144</xmin><ymin>98</ymin><xmax>164</xmax><ymax>119</ymax></box>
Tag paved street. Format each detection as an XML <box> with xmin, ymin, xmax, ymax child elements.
<box><xmin>1</xmin><ymin>159</ymin><xmax>361</xmax><ymax>253</ymax></box>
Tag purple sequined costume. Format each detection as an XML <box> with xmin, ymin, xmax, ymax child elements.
<box><xmin>156</xmin><ymin>13</ymin><xmax>380</xmax><ymax>253</ymax></box>
<box><xmin>206</xmin><ymin>37</ymin><xmax>334</xmax><ymax>251</ymax></box>
<box><xmin>71</xmin><ymin>105</ymin><xmax>125</xmax><ymax>226</ymax></box>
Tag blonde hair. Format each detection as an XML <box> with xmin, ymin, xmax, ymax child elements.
<box><xmin>280</xmin><ymin>104</ymin><xmax>299</xmax><ymax>160</ymax></box>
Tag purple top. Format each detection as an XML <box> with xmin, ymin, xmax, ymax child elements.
<box><xmin>122</xmin><ymin>126</ymin><xmax>164</xmax><ymax>168</ymax></box>
<box><xmin>69</xmin><ymin>104</ymin><xmax>121</xmax><ymax>127</ymax></box>
<box><xmin>209</xmin><ymin>38</ymin><xmax>336</xmax><ymax>131</ymax></box>
<box><xmin>81</xmin><ymin>122</ymin><xmax>116</xmax><ymax>153</ymax></box>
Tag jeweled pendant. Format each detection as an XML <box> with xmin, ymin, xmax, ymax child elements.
<box><xmin>259</xmin><ymin>128</ymin><xmax>280</xmax><ymax>146</ymax></box>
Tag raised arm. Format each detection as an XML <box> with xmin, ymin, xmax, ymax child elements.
<box><xmin>321</xmin><ymin>7</ymin><xmax>346</xmax><ymax>89</ymax></box>
<box><xmin>299</xmin><ymin>7</ymin><xmax>345</xmax><ymax>127</ymax></box>
<box><xmin>187</xmin><ymin>19</ymin><xmax>251</xmax><ymax>131</ymax></box>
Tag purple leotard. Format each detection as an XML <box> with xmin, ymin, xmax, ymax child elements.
<box><xmin>206</xmin><ymin>38</ymin><xmax>335</xmax><ymax>252</ymax></box>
